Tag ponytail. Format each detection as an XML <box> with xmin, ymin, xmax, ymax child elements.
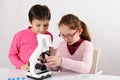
<box><xmin>80</xmin><ymin>21</ymin><xmax>91</xmax><ymax>41</ymax></box>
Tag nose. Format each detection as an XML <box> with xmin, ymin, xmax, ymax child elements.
<box><xmin>38</xmin><ymin>26</ymin><xmax>46</xmax><ymax>33</ymax></box>
<box><xmin>40</xmin><ymin>26</ymin><xmax>45</xmax><ymax>30</ymax></box>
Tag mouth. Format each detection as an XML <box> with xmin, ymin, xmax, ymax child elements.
<box><xmin>37</xmin><ymin>31</ymin><xmax>45</xmax><ymax>34</ymax></box>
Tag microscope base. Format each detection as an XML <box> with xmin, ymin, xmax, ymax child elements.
<box><xmin>27</xmin><ymin>70</ymin><xmax>51</xmax><ymax>80</ymax></box>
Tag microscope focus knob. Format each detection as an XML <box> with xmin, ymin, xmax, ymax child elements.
<box><xmin>35</xmin><ymin>63</ymin><xmax>47</xmax><ymax>71</ymax></box>
<box><xmin>35</xmin><ymin>63</ymin><xmax>41</xmax><ymax>69</ymax></box>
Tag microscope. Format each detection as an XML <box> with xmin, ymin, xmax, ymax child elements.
<box><xmin>27</xmin><ymin>34</ymin><xmax>53</xmax><ymax>80</ymax></box>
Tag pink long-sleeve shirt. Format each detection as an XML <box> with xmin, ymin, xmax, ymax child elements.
<box><xmin>8</xmin><ymin>27</ymin><xmax>53</xmax><ymax>69</ymax></box>
<box><xmin>50</xmin><ymin>40</ymin><xmax>93</xmax><ymax>73</ymax></box>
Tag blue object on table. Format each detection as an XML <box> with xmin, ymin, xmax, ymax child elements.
<box><xmin>16</xmin><ymin>77</ymin><xmax>20</xmax><ymax>80</ymax></box>
<box><xmin>8</xmin><ymin>77</ymin><xmax>11</xmax><ymax>80</ymax></box>
<box><xmin>11</xmin><ymin>78</ymin><xmax>15</xmax><ymax>80</ymax></box>
<box><xmin>22</xmin><ymin>77</ymin><xmax>25</xmax><ymax>80</ymax></box>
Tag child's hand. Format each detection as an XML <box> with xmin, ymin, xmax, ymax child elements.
<box><xmin>38</xmin><ymin>54</ymin><xmax>49</xmax><ymax>63</ymax></box>
<box><xmin>46</xmin><ymin>56</ymin><xmax>62</xmax><ymax>67</ymax></box>
<box><xmin>20</xmin><ymin>63</ymin><xmax>29</xmax><ymax>71</ymax></box>
<box><xmin>49</xmin><ymin>47</ymin><xmax>56</xmax><ymax>55</ymax></box>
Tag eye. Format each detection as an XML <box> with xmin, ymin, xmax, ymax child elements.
<box><xmin>44</xmin><ymin>24</ymin><xmax>49</xmax><ymax>27</ymax></box>
<box><xmin>36</xmin><ymin>25</ymin><xmax>41</xmax><ymax>27</ymax></box>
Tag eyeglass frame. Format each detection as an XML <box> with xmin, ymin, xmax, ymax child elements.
<box><xmin>58</xmin><ymin>30</ymin><xmax>78</xmax><ymax>39</ymax></box>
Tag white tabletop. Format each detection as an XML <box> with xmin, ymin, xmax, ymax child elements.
<box><xmin>0</xmin><ymin>68</ymin><xmax>120</xmax><ymax>80</ymax></box>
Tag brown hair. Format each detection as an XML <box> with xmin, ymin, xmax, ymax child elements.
<box><xmin>58</xmin><ymin>14</ymin><xmax>91</xmax><ymax>41</ymax></box>
<box><xmin>28</xmin><ymin>4</ymin><xmax>51</xmax><ymax>23</ymax></box>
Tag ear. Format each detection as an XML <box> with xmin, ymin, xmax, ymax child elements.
<box><xmin>78</xmin><ymin>28</ymin><xmax>83</xmax><ymax>34</ymax></box>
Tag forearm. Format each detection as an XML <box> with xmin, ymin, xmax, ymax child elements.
<box><xmin>61</xmin><ymin>58</ymin><xmax>92</xmax><ymax>73</ymax></box>
<box><xmin>9</xmin><ymin>54</ymin><xmax>24</xmax><ymax>69</ymax></box>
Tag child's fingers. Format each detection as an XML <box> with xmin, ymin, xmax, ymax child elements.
<box><xmin>47</xmin><ymin>57</ymin><xmax>55</xmax><ymax>62</ymax></box>
<box><xmin>46</xmin><ymin>56</ymin><xmax>54</xmax><ymax>60</ymax></box>
<box><xmin>45</xmin><ymin>54</ymin><xmax>49</xmax><ymax>59</ymax></box>
<box><xmin>46</xmin><ymin>56</ymin><xmax>57</xmax><ymax>65</ymax></box>
<box><xmin>47</xmin><ymin>61</ymin><xmax>56</xmax><ymax>65</ymax></box>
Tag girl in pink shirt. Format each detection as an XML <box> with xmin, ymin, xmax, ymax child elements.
<box><xmin>8</xmin><ymin>4</ymin><xmax>53</xmax><ymax>70</ymax></box>
<box><xmin>46</xmin><ymin>14</ymin><xmax>94</xmax><ymax>73</ymax></box>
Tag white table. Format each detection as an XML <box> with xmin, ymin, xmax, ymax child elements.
<box><xmin>0</xmin><ymin>68</ymin><xmax>120</xmax><ymax>80</ymax></box>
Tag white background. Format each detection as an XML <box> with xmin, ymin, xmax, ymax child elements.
<box><xmin>0</xmin><ymin>0</ymin><xmax>120</xmax><ymax>76</ymax></box>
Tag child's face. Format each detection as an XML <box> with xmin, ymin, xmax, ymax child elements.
<box><xmin>59</xmin><ymin>24</ymin><xmax>81</xmax><ymax>45</ymax></box>
<box><xmin>30</xmin><ymin>19</ymin><xmax>49</xmax><ymax>34</ymax></box>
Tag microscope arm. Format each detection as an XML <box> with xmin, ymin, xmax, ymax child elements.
<box><xmin>29</xmin><ymin>34</ymin><xmax>52</xmax><ymax>74</ymax></box>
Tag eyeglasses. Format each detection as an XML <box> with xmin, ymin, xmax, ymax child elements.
<box><xmin>59</xmin><ymin>30</ymin><xmax>78</xmax><ymax>39</ymax></box>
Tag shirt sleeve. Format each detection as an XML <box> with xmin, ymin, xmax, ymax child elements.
<box><xmin>8</xmin><ymin>33</ymin><xmax>24</xmax><ymax>69</ymax></box>
<box><xmin>58</xmin><ymin>42</ymin><xmax>94</xmax><ymax>73</ymax></box>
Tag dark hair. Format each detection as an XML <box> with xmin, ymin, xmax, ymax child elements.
<box><xmin>28</xmin><ymin>4</ymin><xmax>51</xmax><ymax>23</ymax></box>
<box><xmin>58</xmin><ymin>14</ymin><xmax>91</xmax><ymax>41</ymax></box>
